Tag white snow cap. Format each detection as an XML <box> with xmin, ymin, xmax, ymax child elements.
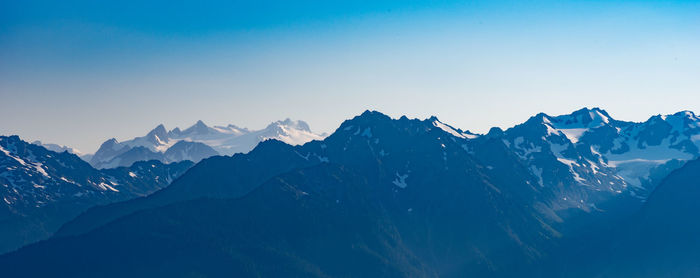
<box><xmin>89</xmin><ymin>118</ymin><xmax>326</xmax><ymax>162</ymax></box>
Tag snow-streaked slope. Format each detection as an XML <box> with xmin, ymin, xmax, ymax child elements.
<box><xmin>0</xmin><ymin>135</ymin><xmax>194</xmax><ymax>254</ymax></box>
<box><xmin>498</xmin><ymin>108</ymin><xmax>700</xmax><ymax>211</ymax></box>
<box><xmin>30</xmin><ymin>111</ymin><xmax>554</xmax><ymax>278</ymax></box>
<box><xmin>2</xmin><ymin>135</ymin><xmax>192</xmax><ymax>210</ymax></box>
<box><xmin>431</xmin><ymin>117</ymin><xmax>479</xmax><ymax>139</ymax></box>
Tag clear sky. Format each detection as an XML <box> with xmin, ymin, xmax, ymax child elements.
<box><xmin>1</xmin><ymin>0</ymin><xmax>699</xmax><ymax>153</ymax></box>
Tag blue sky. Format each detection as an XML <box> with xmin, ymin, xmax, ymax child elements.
<box><xmin>1</xmin><ymin>0</ymin><xmax>699</xmax><ymax>152</ymax></box>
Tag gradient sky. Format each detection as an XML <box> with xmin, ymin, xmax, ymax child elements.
<box><xmin>1</xmin><ymin>0</ymin><xmax>699</xmax><ymax>153</ymax></box>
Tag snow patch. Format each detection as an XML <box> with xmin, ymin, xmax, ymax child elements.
<box><xmin>392</xmin><ymin>172</ymin><xmax>409</xmax><ymax>189</ymax></box>
<box><xmin>59</xmin><ymin>177</ymin><xmax>75</xmax><ymax>184</ymax></box>
<box><xmin>294</xmin><ymin>151</ymin><xmax>310</xmax><ymax>161</ymax></box>
<box><xmin>432</xmin><ymin>120</ymin><xmax>477</xmax><ymax>139</ymax></box>
<box><xmin>316</xmin><ymin>155</ymin><xmax>329</xmax><ymax>163</ymax></box>
<box><xmin>98</xmin><ymin>182</ymin><xmax>120</xmax><ymax>192</ymax></box>
<box><xmin>361</xmin><ymin>128</ymin><xmax>373</xmax><ymax>138</ymax></box>
<box><xmin>558</xmin><ymin>128</ymin><xmax>588</xmax><ymax>143</ymax></box>
<box><xmin>530</xmin><ymin>165</ymin><xmax>544</xmax><ymax>187</ymax></box>
<box><xmin>544</xmin><ymin>124</ymin><xmax>559</xmax><ymax>137</ymax></box>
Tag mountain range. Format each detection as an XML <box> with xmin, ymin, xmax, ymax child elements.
<box><xmin>2</xmin><ymin>108</ymin><xmax>700</xmax><ymax>277</ymax></box>
<box><xmin>31</xmin><ymin>140</ymin><xmax>84</xmax><ymax>156</ymax></box>
<box><xmin>0</xmin><ymin>135</ymin><xmax>193</xmax><ymax>254</ymax></box>
<box><xmin>88</xmin><ymin>119</ymin><xmax>325</xmax><ymax>169</ymax></box>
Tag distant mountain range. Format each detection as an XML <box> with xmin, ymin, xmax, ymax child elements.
<box><xmin>0</xmin><ymin>135</ymin><xmax>193</xmax><ymax>254</ymax></box>
<box><xmin>3</xmin><ymin>108</ymin><xmax>700</xmax><ymax>277</ymax></box>
<box><xmin>88</xmin><ymin>119</ymin><xmax>325</xmax><ymax>169</ymax></box>
<box><xmin>31</xmin><ymin>140</ymin><xmax>84</xmax><ymax>156</ymax></box>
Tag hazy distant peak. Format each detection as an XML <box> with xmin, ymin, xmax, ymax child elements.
<box><xmin>278</xmin><ymin>118</ymin><xmax>294</xmax><ymax>125</ymax></box>
<box><xmin>170</xmin><ymin>127</ymin><xmax>182</xmax><ymax>135</ymax></box>
<box><xmin>226</xmin><ymin>123</ymin><xmax>248</xmax><ymax>131</ymax></box>
<box><xmin>31</xmin><ymin>140</ymin><xmax>83</xmax><ymax>156</ymax></box>
<box><xmin>183</xmin><ymin>120</ymin><xmax>211</xmax><ymax>135</ymax></box>
<box><xmin>263</xmin><ymin>119</ymin><xmax>310</xmax><ymax>133</ymax></box>
<box><xmin>88</xmin><ymin>117</ymin><xmax>325</xmax><ymax>167</ymax></box>
<box><xmin>145</xmin><ymin>124</ymin><xmax>169</xmax><ymax>143</ymax></box>
<box><xmin>102</xmin><ymin>138</ymin><xmax>121</xmax><ymax>147</ymax></box>
<box><xmin>148</xmin><ymin>124</ymin><xmax>167</xmax><ymax>136</ymax></box>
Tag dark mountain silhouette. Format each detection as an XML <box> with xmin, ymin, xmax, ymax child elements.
<box><xmin>3</xmin><ymin>111</ymin><xmax>559</xmax><ymax>277</ymax></box>
<box><xmin>593</xmin><ymin>158</ymin><xmax>700</xmax><ymax>277</ymax></box>
<box><xmin>4</xmin><ymin>109</ymin><xmax>700</xmax><ymax>276</ymax></box>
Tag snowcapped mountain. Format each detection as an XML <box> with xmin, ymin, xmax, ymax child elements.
<box><xmin>5</xmin><ymin>108</ymin><xmax>698</xmax><ymax>277</ymax></box>
<box><xmin>5</xmin><ymin>109</ymin><xmax>700</xmax><ymax>277</ymax></box>
<box><xmin>63</xmin><ymin>108</ymin><xmax>700</xmax><ymax>236</ymax></box>
<box><xmin>0</xmin><ymin>135</ymin><xmax>193</xmax><ymax>254</ymax></box>
<box><xmin>19</xmin><ymin>111</ymin><xmax>556</xmax><ymax>277</ymax></box>
<box><xmin>492</xmin><ymin>108</ymin><xmax>700</xmax><ymax>212</ymax></box>
<box><xmin>89</xmin><ymin>119</ymin><xmax>325</xmax><ymax>169</ymax></box>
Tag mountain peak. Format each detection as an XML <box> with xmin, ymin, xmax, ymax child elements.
<box><xmin>31</xmin><ymin>140</ymin><xmax>83</xmax><ymax>155</ymax></box>
<box><xmin>487</xmin><ymin>127</ymin><xmax>504</xmax><ymax>137</ymax></box>
<box><xmin>1</xmin><ymin>135</ymin><xmax>22</xmax><ymax>145</ymax></box>
<box><xmin>581</xmin><ymin>106</ymin><xmax>611</xmax><ymax>118</ymax></box>
<box><xmin>356</xmin><ymin>110</ymin><xmax>392</xmax><ymax>122</ymax></box>
<box><xmin>523</xmin><ymin>113</ymin><xmax>553</xmax><ymax>126</ymax></box>
<box><xmin>563</xmin><ymin>107</ymin><xmax>612</xmax><ymax>127</ymax></box>
<box><xmin>669</xmin><ymin>110</ymin><xmax>697</xmax><ymax>119</ymax></box>
<box><xmin>146</xmin><ymin>124</ymin><xmax>168</xmax><ymax>139</ymax></box>
<box><xmin>652</xmin><ymin>110</ymin><xmax>700</xmax><ymax>131</ymax></box>
<box><xmin>335</xmin><ymin>110</ymin><xmax>392</xmax><ymax>132</ymax></box>
<box><xmin>294</xmin><ymin>120</ymin><xmax>312</xmax><ymax>132</ymax></box>
<box><xmin>574</xmin><ymin>106</ymin><xmax>608</xmax><ymax>114</ymax></box>
<box><xmin>278</xmin><ymin>118</ymin><xmax>294</xmax><ymax>125</ymax></box>
<box><xmin>94</xmin><ymin>138</ymin><xmax>125</xmax><ymax>154</ymax></box>
<box><xmin>169</xmin><ymin>127</ymin><xmax>182</xmax><ymax>136</ymax></box>
<box><xmin>265</xmin><ymin>118</ymin><xmax>312</xmax><ymax>133</ymax></box>
<box><xmin>183</xmin><ymin>120</ymin><xmax>210</xmax><ymax>135</ymax></box>
<box><xmin>104</xmin><ymin>138</ymin><xmax>120</xmax><ymax>145</ymax></box>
